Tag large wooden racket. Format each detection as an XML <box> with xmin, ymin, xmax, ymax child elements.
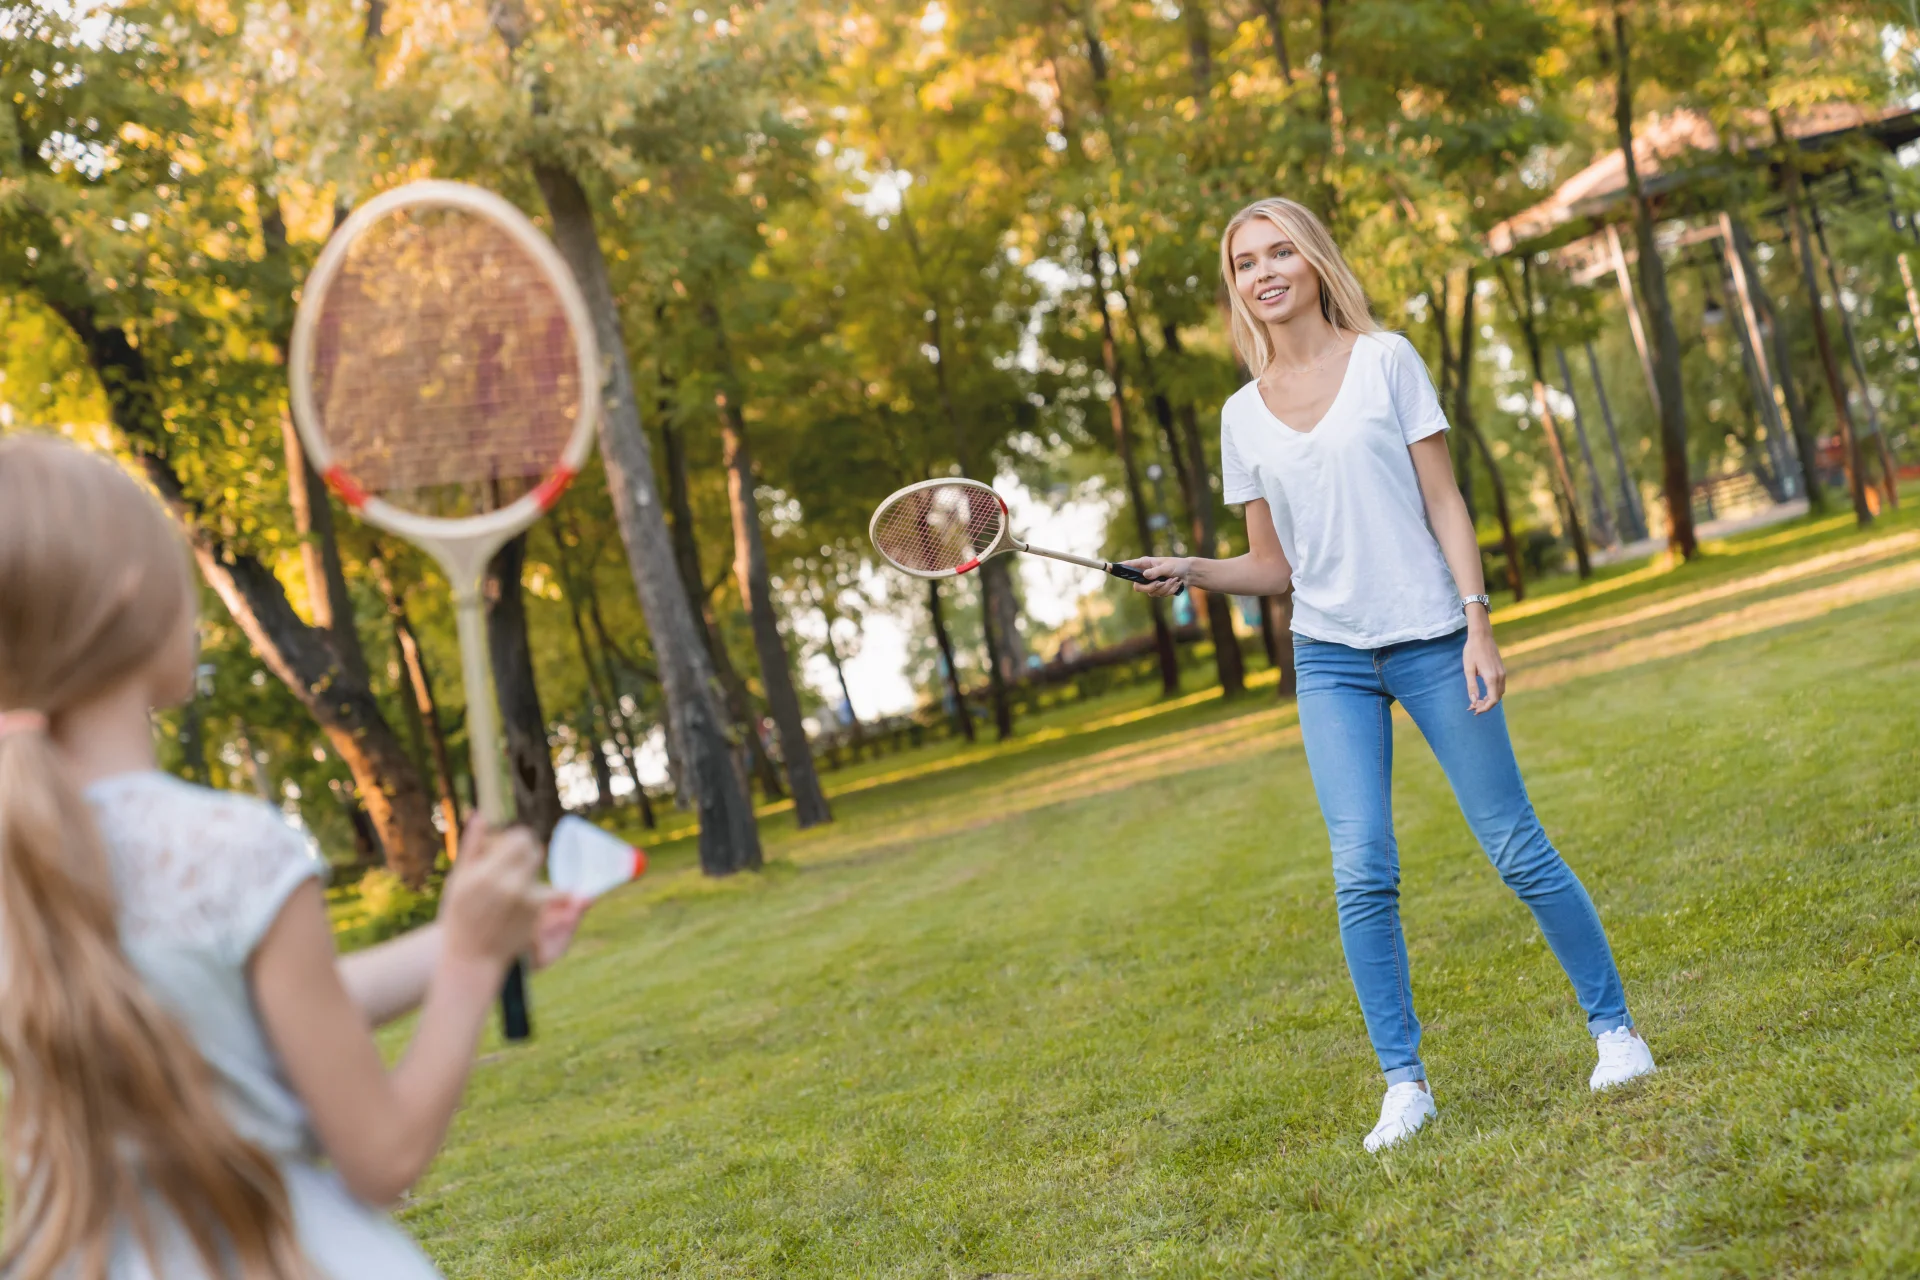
<box><xmin>868</xmin><ymin>478</ymin><xmax>1183</xmax><ymax>592</ymax></box>
<box><xmin>288</xmin><ymin>180</ymin><xmax>603</xmax><ymax>1042</ymax></box>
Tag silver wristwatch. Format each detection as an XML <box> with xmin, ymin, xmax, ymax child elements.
<box><xmin>1462</xmin><ymin>593</ymin><xmax>1492</xmax><ymax>614</ymax></box>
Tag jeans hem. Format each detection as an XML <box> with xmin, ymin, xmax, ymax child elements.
<box><xmin>1383</xmin><ymin>1064</ymin><xmax>1427</xmax><ymax>1086</ymax></box>
<box><xmin>1588</xmin><ymin>1013</ymin><xmax>1634</xmax><ymax>1036</ymax></box>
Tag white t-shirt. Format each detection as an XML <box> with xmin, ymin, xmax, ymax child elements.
<box><xmin>1220</xmin><ymin>330</ymin><xmax>1466</xmax><ymax>649</ymax></box>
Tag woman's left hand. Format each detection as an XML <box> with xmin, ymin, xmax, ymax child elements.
<box><xmin>1462</xmin><ymin>619</ymin><xmax>1506</xmax><ymax>714</ymax></box>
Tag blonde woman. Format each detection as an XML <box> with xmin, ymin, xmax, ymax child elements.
<box><xmin>0</xmin><ymin>435</ymin><xmax>592</xmax><ymax>1277</ymax></box>
<box><xmin>1126</xmin><ymin>199</ymin><xmax>1654</xmax><ymax>1152</ymax></box>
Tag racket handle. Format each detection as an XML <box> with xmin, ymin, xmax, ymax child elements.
<box><xmin>1107</xmin><ymin>562</ymin><xmax>1188</xmax><ymax>595</ymax></box>
<box><xmin>500</xmin><ymin>959</ymin><xmax>531</xmax><ymax>1041</ymax></box>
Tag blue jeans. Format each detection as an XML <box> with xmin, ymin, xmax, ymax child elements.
<box><xmin>1294</xmin><ymin>628</ymin><xmax>1632</xmax><ymax>1085</ymax></box>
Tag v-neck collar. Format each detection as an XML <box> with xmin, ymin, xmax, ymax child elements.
<box><xmin>1253</xmin><ymin>334</ymin><xmax>1366</xmax><ymax>438</ymax></box>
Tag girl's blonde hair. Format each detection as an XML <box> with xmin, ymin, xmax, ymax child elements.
<box><xmin>1218</xmin><ymin>197</ymin><xmax>1380</xmax><ymax>374</ymax></box>
<box><xmin>0</xmin><ymin>436</ymin><xmax>304</xmax><ymax>1279</ymax></box>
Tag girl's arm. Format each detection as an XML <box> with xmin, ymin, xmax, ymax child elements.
<box><xmin>252</xmin><ymin>819</ymin><xmax>545</xmax><ymax>1207</ymax></box>
<box><xmin>336</xmin><ymin>925</ymin><xmax>444</xmax><ymax>1028</ymax></box>
<box><xmin>1408</xmin><ymin>433</ymin><xmax>1505</xmax><ymax>712</ymax></box>
<box><xmin>1122</xmin><ymin>498</ymin><xmax>1293</xmax><ymax>597</ymax></box>
<box><xmin>339</xmin><ymin>894</ymin><xmax>591</xmax><ymax>1028</ymax></box>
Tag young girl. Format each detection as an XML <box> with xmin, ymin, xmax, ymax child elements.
<box><xmin>0</xmin><ymin>435</ymin><xmax>592</xmax><ymax>1277</ymax></box>
<box><xmin>1126</xmin><ymin>198</ymin><xmax>1655</xmax><ymax>1152</ymax></box>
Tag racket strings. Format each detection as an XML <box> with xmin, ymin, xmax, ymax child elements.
<box><xmin>306</xmin><ymin>207</ymin><xmax>581</xmax><ymax>516</ymax></box>
<box><xmin>871</xmin><ymin>483</ymin><xmax>1003</xmax><ymax>573</ymax></box>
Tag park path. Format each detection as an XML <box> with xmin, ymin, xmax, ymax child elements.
<box><xmin>777</xmin><ymin>527</ymin><xmax>1920</xmax><ymax>872</ymax></box>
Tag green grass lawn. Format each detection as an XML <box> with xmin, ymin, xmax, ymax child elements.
<box><xmin>399</xmin><ymin>508</ymin><xmax>1920</xmax><ymax>1278</ymax></box>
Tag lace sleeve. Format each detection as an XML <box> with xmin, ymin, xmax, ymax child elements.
<box><xmin>220</xmin><ymin>800</ymin><xmax>329</xmax><ymax>966</ymax></box>
<box><xmin>92</xmin><ymin>776</ymin><xmax>330</xmax><ymax>961</ymax></box>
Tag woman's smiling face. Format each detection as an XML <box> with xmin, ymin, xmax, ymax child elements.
<box><xmin>1229</xmin><ymin>217</ymin><xmax>1323</xmax><ymax>327</ymax></box>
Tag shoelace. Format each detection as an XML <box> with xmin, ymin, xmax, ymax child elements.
<box><xmin>1376</xmin><ymin>1087</ymin><xmax>1427</xmax><ymax>1127</ymax></box>
<box><xmin>1596</xmin><ymin>1033</ymin><xmax>1639</xmax><ymax>1069</ymax></box>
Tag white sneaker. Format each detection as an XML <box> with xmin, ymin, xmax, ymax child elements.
<box><xmin>1590</xmin><ymin>1028</ymin><xmax>1656</xmax><ymax>1091</ymax></box>
<box><xmin>1364</xmin><ymin>1082</ymin><xmax>1436</xmax><ymax>1153</ymax></box>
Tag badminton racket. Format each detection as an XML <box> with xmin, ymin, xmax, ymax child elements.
<box><xmin>868</xmin><ymin>478</ymin><xmax>1184</xmax><ymax>592</ymax></box>
<box><xmin>288</xmin><ymin>179</ymin><xmax>602</xmax><ymax>1042</ymax></box>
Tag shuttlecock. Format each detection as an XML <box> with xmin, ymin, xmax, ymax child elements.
<box><xmin>547</xmin><ymin>815</ymin><xmax>647</xmax><ymax>900</ymax></box>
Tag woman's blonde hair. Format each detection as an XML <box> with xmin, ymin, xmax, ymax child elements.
<box><xmin>0</xmin><ymin>436</ymin><xmax>305</xmax><ymax>1279</ymax></box>
<box><xmin>1218</xmin><ymin>197</ymin><xmax>1380</xmax><ymax>374</ymax></box>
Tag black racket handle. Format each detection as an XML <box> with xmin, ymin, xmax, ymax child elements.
<box><xmin>501</xmin><ymin>959</ymin><xmax>531</xmax><ymax>1041</ymax></box>
<box><xmin>1107</xmin><ymin>562</ymin><xmax>1188</xmax><ymax>595</ymax></box>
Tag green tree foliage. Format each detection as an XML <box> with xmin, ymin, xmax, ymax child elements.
<box><xmin>3</xmin><ymin>0</ymin><xmax>1909</xmax><ymax>865</ymax></box>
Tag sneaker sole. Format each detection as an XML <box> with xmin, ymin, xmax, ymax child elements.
<box><xmin>1590</xmin><ymin>1062</ymin><xmax>1656</xmax><ymax>1092</ymax></box>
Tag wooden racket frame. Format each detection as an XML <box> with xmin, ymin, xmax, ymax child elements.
<box><xmin>288</xmin><ymin>180</ymin><xmax>603</xmax><ymax>1041</ymax></box>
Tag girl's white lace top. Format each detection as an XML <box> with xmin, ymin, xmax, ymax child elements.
<box><xmin>85</xmin><ymin>771</ymin><xmax>442</xmax><ymax>1279</ymax></box>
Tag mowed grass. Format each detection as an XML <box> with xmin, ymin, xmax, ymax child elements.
<box><xmin>400</xmin><ymin>507</ymin><xmax>1920</xmax><ymax>1279</ymax></box>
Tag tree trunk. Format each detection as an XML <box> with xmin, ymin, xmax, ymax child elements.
<box><xmin>1431</xmin><ymin>278</ymin><xmax>1477</xmax><ymax>524</ymax></box>
<box><xmin>1454</xmin><ymin>273</ymin><xmax>1525</xmax><ymax>601</ymax></box>
<box><xmin>980</xmin><ymin>556</ymin><xmax>1027</xmax><ymax>687</ymax></box>
<box><xmin>1556</xmin><ymin>346</ymin><xmax>1619</xmax><ymax>547</ymax></box>
<box><xmin>484</xmin><ymin>534</ymin><xmax>564</xmax><ymax>842</ymax></box>
<box><xmin>1271</xmin><ymin>593</ymin><xmax>1297</xmax><ymax>699</ymax></box>
<box><xmin>1808</xmin><ymin>193</ymin><xmax>1899</xmax><ymax>511</ymax></box>
<box><xmin>1313</xmin><ymin>0</ymin><xmax>1341</xmax><ymax>218</ymax></box>
<box><xmin>531</xmin><ymin>162</ymin><xmax>760</xmax><ymax>874</ymax></box>
<box><xmin>1773</xmin><ymin>152</ymin><xmax>1871</xmax><ymax>523</ymax></box>
<box><xmin>1507</xmin><ymin>260</ymin><xmax>1592</xmax><ymax>577</ymax></box>
<box><xmin>657</xmin><ymin>403</ymin><xmax>788</xmax><ymax>802</ymax></box>
<box><xmin>550</xmin><ymin>517</ymin><xmax>647</xmax><ymax>821</ymax></box>
<box><xmin>1086</xmin><ymin>235</ymin><xmax>1179</xmax><ymax>695</ymax></box>
<box><xmin>257</xmin><ymin>188</ymin><xmax>373</xmax><ymax>690</ymax></box>
<box><xmin>1711</xmin><ymin>249</ymin><xmax>1792</xmax><ymax>501</ymax></box>
<box><xmin>822</xmin><ymin>613</ymin><xmax>866</xmax><ymax>753</ymax></box>
<box><xmin>896</xmin><ymin>199</ymin><xmax>1016</xmax><ymax>740</ymax></box>
<box><xmin>177</xmin><ymin>691</ymin><xmax>209</xmax><ymax>785</ymax></box>
<box><xmin>928</xmin><ymin>580</ymin><xmax>975</xmax><ymax>741</ymax></box>
<box><xmin>1132</xmin><ymin>316</ymin><xmax>1244</xmax><ymax>696</ymax></box>
<box><xmin>699</xmin><ymin>299</ymin><xmax>833</xmax><ymax>827</ymax></box>
<box><xmin>374</xmin><ymin>564</ymin><xmax>463</xmax><ymax>863</ymax></box>
<box><xmin>1727</xmin><ymin>210</ymin><xmax>1823</xmax><ymax>511</ymax></box>
<box><xmin>1250</xmin><ymin>0</ymin><xmax>1293</xmax><ymax>79</ymax></box>
<box><xmin>1182</xmin><ymin>0</ymin><xmax>1211</xmax><ymax>103</ymax></box>
<box><xmin>38</xmin><ymin>282</ymin><xmax>442</xmax><ymax>885</ymax></box>
<box><xmin>579</xmin><ymin>571</ymin><xmax>657</xmax><ymax>830</ymax></box>
<box><xmin>1583</xmin><ymin>341</ymin><xmax>1649</xmax><ymax>541</ymax></box>
<box><xmin>1612</xmin><ymin>7</ymin><xmax>1697</xmax><ymax>559</ymax></box>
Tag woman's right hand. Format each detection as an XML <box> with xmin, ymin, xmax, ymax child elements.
<box><xmin>440</xmin><ymin>816</ymin><xmax>544</xmax><ymax>969</ymax></box>
<box><xmin>1122</xmin><ymin>556</ymin><xmax>1193</xmax><ymax>597</ymax></box>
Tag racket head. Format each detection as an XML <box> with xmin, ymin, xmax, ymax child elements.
<box><xmin>287</xmin><ymin>180</ymin><xmax>601</xmax><ymax>553</ymax></box>
<box><xmin>868</xmin><ymin>478</ymin><xmax>1010</xmax><ymax>579</ymax></box>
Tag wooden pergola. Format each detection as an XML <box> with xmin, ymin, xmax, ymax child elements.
<box><xmin>1482</xmin><ymin>102</ymin><xmax>1919</xmax><ymax>549</ymax></box>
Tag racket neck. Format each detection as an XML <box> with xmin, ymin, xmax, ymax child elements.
<box><xmin>1015</xmin><ymin>541</ymin><xmax>1111</xmax><ymax>574</ymax></box>
<box><xmin>452</xmin><ymin>579</ymin><xmax>510</xmax><ymax>825</ymax></box>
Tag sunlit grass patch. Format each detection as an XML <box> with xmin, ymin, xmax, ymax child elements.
<box><xmin>393</xmin><ymin>515</ymin><xmax>1920</xmax><ymax>1278</ymax></box>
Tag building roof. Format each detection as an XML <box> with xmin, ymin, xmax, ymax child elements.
<box><xmin>1486</xmin><ymin>102</ymin><xmax>1920</xmax><ymax>258</ymax></box>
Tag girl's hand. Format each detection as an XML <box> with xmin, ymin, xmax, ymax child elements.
<box><xmin>441</xmin><ymin>816</ymin><xmax>543</xmax><ymax>969</ymax></box>
<box><xmin>1462</xmin><ymin>618</ymin><xmax>1506</xmax><ymax>714</ymax></box>
<box><xmin>1123</xmin><ymin>556</ymin><xmax>1192</xmax><ymax>597</ymax></box>
<box><xmin>531</xmin><ymin>892</ymin><xmax>592</xmax><ymax>970</ymax></box>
